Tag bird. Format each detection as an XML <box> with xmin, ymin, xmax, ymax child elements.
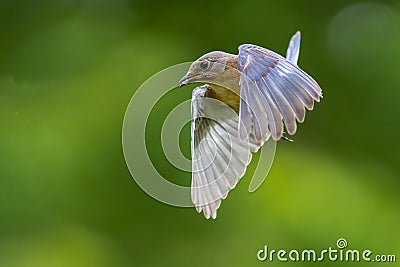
<box><xmin>178</xmin><ymin>32</ymin><xmax>322</xmax><ymax>219</ymax></box>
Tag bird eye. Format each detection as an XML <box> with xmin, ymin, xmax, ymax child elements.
<box><xmin>199</xmin><ymin>60</ymin><xmax>210</xmax><ymax>70</ymax></box>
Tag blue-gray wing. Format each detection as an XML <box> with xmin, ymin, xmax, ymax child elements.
<box><xmin>191</xmin><ymin>85</ymin><xmax>252</xmax><ymax>219</ymax></box>
<box><xmin>237</xmin><ymin>43</ymin><xmax>322</xmax><ymax>143</ymax></box>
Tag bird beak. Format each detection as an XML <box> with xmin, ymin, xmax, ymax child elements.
<box><xmin>178</xmin><ymin>74</ymin><xmax>190</xmax><ymax>87</ymax></box>
<box><xmin>178</xmin><ymin>73</ymin><xmax>200</xmax><ymax>87</ymax></box>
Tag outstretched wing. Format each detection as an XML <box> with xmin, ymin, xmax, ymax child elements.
<box><xmin>237</xmin><ymin>34</ymin><xmax>322</xmax><ymax>144</ymax></box>
<box><xmin>191</xmin><ymin>85</ymin><xmax>252</xmax><ymax>219</ymax></box>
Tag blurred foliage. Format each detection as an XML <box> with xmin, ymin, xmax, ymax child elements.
<box><xmin>0</xmin><ymin>0</ymin><xmax>399</xmax><ymax>266</ymax></box>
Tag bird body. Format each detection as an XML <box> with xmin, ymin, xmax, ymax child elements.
<box><xmin>179</xmin><ymin>32</ymin><xmax>322</xmax><ymax>219</ymax></box>
<box><xmin>206</xmin><ymin>83</ymin><xmax>240</xmax><ymax>109</ymax></box>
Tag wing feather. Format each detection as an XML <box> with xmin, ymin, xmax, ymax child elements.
<box><xmin>286</xmin><ymin>31</ymin><xmax>301</xmax><ymax>65</ymax></box>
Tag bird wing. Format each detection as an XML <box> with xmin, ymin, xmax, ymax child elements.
<box><xmin>237</xmin><ymin>40</ymin><xmax>322</xmax><ymax>144</ymax></box>
<box><xmin>191</xmin><ymin>85</ymin><xmax>252</xmax><ymax>219</ymax></box>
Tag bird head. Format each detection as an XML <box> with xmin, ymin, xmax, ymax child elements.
<box><xmin>179</xmin><ymin>51</ymin><xmax>239</xmax><ymax>89</ymax></box>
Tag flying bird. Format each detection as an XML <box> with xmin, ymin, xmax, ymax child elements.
<box><xmin>179</xmin><ymin>32</ymin><xmax>322</xmax><ymax>219</ymax></box>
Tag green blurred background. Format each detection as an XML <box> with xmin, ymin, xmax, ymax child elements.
<box><xmin>0</xmin><ymin>0</ymin><xmax>399</xmax><ymax>266</ymax></box>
